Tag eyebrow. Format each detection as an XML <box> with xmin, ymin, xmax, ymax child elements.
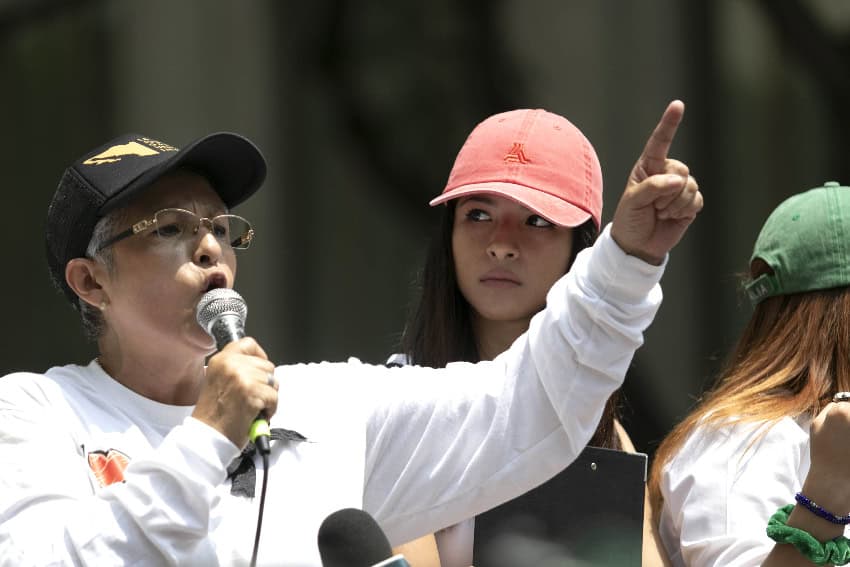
<box><xmin>144</xmin><ymin>205</ymin><xmax>229</xmax><ymax>216</ymax></box>
<box><xmin>457</xmin><ymin>195</ymin><xmax>496</xmax><ymax>206</ymax></box>
<box><xmin>456</xmin><ymin>195</ymin><xmax>554</xmax><ymax>224</ymax></box>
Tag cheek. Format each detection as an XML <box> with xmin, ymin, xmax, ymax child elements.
<box><xmin>452</xmin><ymin>232</ymin><xmax>478</xmax><ymax>285</ymax></box>
<box><xmin>452</xmin><ymin>222</ymin><xmax>489</xmax><ymax>260</ymax></box>
<box><xmin>529</xmin><ymin>239</ymin><xmax>574</xmax><ymax>288</ymax></box>
<box><xmin>111</xmin><ymin>257</ymin><xmax>183</xmax><ymax>306</ymax></box>
<box><xmin>122</xmin><ymin>280</ymin><xmax>180</xmax><ymax>314</ymax></box>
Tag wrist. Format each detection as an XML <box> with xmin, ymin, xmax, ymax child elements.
<box><xmin>802</xmin><ymin>474</ymin><xmax>850</xmax><ymax>519</ymax></box>
<box><xmin>796</xmin><ymin>492</ymin><xmax>850</xmax><ymax>526</ymax></box>
<box><xmin>767</xmin><ymin>505</ymin><xmax>850</xmax><ymax>565</ymax></box>
<box><xmin>609</xmin><ymin>228</ymin><xmax>664</xmax><ymax>266</ymax></box>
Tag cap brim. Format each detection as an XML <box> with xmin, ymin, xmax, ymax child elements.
<box><xmin>102</xmin><ymin>132</ymin><xmax>266</xmax><ymax>213</ymax></box>
<box><xmin>429</xmin><ymin>182</ymin><xmax>594</xmax><ymax>228</ymax></box>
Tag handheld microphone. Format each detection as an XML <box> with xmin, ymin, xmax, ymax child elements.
<box><xmin>196</xmin><ymin>288</ymin><xmax>271</xmax><ymax>454</ymax></box>
<box><xmin>317</xmin><ymin>508</ymin><xmax>410</xmax><ymax>567</ymax></box>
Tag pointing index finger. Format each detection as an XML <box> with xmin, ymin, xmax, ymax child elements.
<box><xmin>639</xmin><ymin>100</ymin><xmax>685</xmax><ymax>176</ymax></box>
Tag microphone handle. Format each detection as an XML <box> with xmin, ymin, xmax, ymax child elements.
<box><xmin>211</xmin><ymin>316</ymin><xmax>246</xmax><ymax>351</ymax></box>
<box><xmin>250</xmin><ymin>413</ymin><xmax>271</xmax><ymax>454</ymax></box>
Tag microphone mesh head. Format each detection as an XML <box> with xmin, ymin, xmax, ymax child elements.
<box><xmin>317</xmin><ymin>508</ymin><xmax>393</xmax><ymax>567</ymax></box>
<box><xmin>195</xmin><ymin>288</ymin><xmax>247</xmax><ymax>333</ymax></box>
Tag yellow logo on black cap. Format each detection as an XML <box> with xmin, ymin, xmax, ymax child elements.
<box><xmin>82</xmin><ymin>137</ymin><xmax>178</xmax><ymax>165</ymax></box>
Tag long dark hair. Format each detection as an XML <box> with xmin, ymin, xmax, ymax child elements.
<box><xmin>401</xmin><ymin>201</ymin><xmax>621</xmax><ymax>449</ymax></box>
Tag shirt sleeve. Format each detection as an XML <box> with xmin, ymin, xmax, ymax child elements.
<box><xmin>0</xmin><ymin>377</ymin><xmax>240</xmax><ymax>567</ymax></box>
<box><xmin>363</xmin><ymin>224</ymin><xmax>666</xmax><ymax>545</ymax></box>
<box><xmin>658</xmin><ymin>418</ymin><xmax>809</xmax><ymax>567</ymax></box>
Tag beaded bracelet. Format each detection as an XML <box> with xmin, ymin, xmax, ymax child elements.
<box><xmin>767</xmin><ymin>504</ymin><xmax>850</xmax><ymax>565</ymax></box>
<box><xmin>796</xmin><ymin>492</ymin><xmax>850</xmax><ymax>525</ymax></box>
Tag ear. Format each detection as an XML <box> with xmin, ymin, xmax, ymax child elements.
<box><xmin>65</xmin><ymin>258</ymin><xmax>109</xmax><ymax>309</ymax></box>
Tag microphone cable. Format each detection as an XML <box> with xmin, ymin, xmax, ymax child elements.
<box><xmin>249</xmin><ymin>448</ymin><xmax>271</xmax><ymax>567</ymax></box>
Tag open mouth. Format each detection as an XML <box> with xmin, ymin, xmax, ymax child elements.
<box><xmin>204</xmin><ymin>273</ymin><xmax>227</xmax><ymax>293</ymax></box>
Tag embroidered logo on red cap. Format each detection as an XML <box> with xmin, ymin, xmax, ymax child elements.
<box><xmin>504</xmin><ymin>143</ymin><xmax>530</xmax><ymax>164</ymax></box>
<box><xmin>87</xmin><ymin>448</ymin><xmax>131</xmax><ymax>487</ymax></box>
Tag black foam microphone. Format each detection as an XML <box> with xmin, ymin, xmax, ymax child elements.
<box><xmin>196</xmin><ymin>288</ymin><xmax>271</xmax><ymax>454</ymax></box>
<box><xmin>317</xmin><ymin>508</ymin><xmax>410</xmax><ymax>567</ymax></box>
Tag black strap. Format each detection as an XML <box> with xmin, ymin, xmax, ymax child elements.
<box><xmin>226</xmin><ymin>428</ymin><xmax>307</xmax><ymax>498</ymax></box>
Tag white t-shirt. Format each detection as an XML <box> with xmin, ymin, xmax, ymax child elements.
<box><xmin>658</xmin><ymin>414</ymin><xmax>850</xmax><ymax>566</ymax></box>
<box><xmin>0</xmin><ymin>225</ymin><xmax>664</xmax><ymax>566</ymax></box>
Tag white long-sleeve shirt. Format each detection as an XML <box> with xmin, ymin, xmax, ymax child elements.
<box><xmin>657</xmin><ymin>414</ymin><xmax>843</xmax><ymax>566</ymax></box>
<box><xmin>0</xmin><ymin>225</ymin><xmax>664</xmax><ymax>566</ymax></box>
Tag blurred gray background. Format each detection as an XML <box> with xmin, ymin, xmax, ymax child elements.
<box><xmin>1</xmin><ymin>0</ymin><xmax>848</xmax><ymax>459</ymax></box>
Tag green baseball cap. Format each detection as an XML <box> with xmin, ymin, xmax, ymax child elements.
<box><xmin>746</xmin><ymin>181</ymin><xmax>850</xmax><ymax>305</ymax></box>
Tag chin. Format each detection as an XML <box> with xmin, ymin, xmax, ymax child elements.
<box><xmin>477</xmin><ymin>307</ymin><xmax>534</xmax><ymax>323</ymax></box>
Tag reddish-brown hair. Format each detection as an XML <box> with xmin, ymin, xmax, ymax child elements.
<box><xmin>648</xmin><ymin>284</ymin><xmax>850</xmax><ymax>506</ymax></box>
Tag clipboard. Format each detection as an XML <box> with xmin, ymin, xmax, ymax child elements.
<box><xmin>473</xmin><ymin>445</ymin><xmax>647</xmax><ymax>566</ymax></box>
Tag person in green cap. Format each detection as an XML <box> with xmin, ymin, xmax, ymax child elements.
<box><xmin>649</xmin><ymin>181</ymin><xmax>850</xmax><ymax>566</ymax></box>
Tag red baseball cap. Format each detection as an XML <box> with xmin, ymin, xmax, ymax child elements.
<box><xmin>430</xmin><ymin>109</ymin><xmax>602</xmax><ymax>229</ymax></box>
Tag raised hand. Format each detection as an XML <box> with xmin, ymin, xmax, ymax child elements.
<box><xmin>610</xmin><ymin>100</ymin><xmax>703</xmax><ymax>265</ymax></box>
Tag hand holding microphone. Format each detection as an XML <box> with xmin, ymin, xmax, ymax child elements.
<box><xmin>192</xmin><ymin>288</ymin><xmax>277</xmax><ymax>450</ymax></box>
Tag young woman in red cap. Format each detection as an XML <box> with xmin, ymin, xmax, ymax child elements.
<box><xmin>393</xmin><ymin>106</ymin><xmax>680</xmax><ymax>566</ymax></box>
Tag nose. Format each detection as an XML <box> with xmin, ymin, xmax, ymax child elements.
<box><xmin>193</xmin><ymin>225</ymin><xmax>223</xmax><ymax>266</ymax></box>
<box><xmin>487</xmin><ymin>224</ymin><xmax>519</xmax><ymax>261</ymax></box>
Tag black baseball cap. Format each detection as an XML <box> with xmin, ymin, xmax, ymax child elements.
<box><xmin>45</xmin><ymin>132</ymin><xmax>267</xmax><ymax>305</ymax></box>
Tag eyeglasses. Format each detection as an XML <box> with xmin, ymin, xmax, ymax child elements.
<box><xmin>96</xmin><ymin>208</ymin><xmax>254</xmax><ymax>252</ymax></box>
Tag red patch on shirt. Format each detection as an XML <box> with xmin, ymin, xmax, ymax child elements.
<box><xmin>87</xmin><ymin>449</ymin><xmax>130</xmax><ymax>487</ymax></box>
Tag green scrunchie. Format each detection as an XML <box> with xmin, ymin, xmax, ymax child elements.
<box><xmin>767</xmin><ymin>504</ymin><xmax>850</xmax><ymax>565</ymax></box>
